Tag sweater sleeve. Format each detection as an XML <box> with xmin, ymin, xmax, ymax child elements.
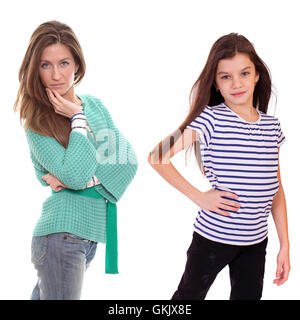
<box><xmin>26</xmin><ymin>127</ymin><xmax>98</xmax><ymax>190</ymax></box>
<box><xmin>92</xmin><ymin>98</ymin><xmax>138</xmax><ymax>203</ymax></box>
<box><xmin>29</xmin><ymin>150</ymin><xmax>49</xmax><ymax>187</ymax></box>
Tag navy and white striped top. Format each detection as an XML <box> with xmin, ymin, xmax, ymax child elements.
<box><xmin>186</xmin><ymin>102</ymin><xmax>285</xmax><ymax>246</ymax></box>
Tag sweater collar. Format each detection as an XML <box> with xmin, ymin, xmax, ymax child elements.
<box><xmin>76</xmin><ymin>94</ymin><xmax>109</xmax><ymax>139</ymax></box>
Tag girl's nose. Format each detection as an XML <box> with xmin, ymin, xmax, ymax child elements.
<box><xmin>232</xmin><ymin>76</ymin><xmax>242</xmax><ymax>88</ymax></box>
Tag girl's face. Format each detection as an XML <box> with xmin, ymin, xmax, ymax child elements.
<box><xmin>39</xmin><ymin>42</ymin><xmax>78</xmax><ymax>100</ymax></box>
<box><xmin>215</xmin><ymin>53</ymin><xmax>259</xmax><ymax>109</ymax></box>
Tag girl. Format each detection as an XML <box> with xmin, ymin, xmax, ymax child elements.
<box><xmin>14</xmin><ymin>21</ymin><xmax>137</xmax><ymax>300</ymax></box>
<box><xmin>148</xmin><ymin>33</ymin><xmax>290</xmax><ymax>300</ymax></box>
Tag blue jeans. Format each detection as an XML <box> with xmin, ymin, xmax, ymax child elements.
<box><xmin>30</xmin><ymin>232</ymin><xmax>97</xmax><ymax>300</ymax></box>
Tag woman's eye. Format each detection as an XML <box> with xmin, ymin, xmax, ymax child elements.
<box><xmin>242</xmin><ymin>71</ymin><xmax>249</xmax><ymax>76</ymax></box>
<box><xmin>61</xmin><ymin>61</ymin><xmax>69</xmax><ymax>67</ymax></box>
<box><xmin>41</xmin><ymin>63</ymin><xmax>49</xmax><ymax>69</ymax></box>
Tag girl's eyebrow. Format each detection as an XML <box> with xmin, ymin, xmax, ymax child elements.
<box><xmin>40</xmin><ymin>57</ymin><xmax>72</xmax><ymax>63</ymax></box>
<box><xmin>217</xmin><ymin>66</ymin><xmax>251</xmax><ymax>75</ymax></box>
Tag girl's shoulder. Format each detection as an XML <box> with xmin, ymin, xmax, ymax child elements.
<box><xmin>259</xmin><ymin>112</ymin><xmax>280</xmax><ymax>122</ymax></box>
<box><xmin>199</xmin><ymin>103</ymin><xmax>225</xmax><ymax>119</ymax></box>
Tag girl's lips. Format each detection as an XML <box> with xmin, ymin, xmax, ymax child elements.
<box><xmin>231</xmin><ymin>91</ymin><xmax>246</xmax><ymax>97</ymax></box>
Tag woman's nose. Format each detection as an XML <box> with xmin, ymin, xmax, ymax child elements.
<box><xmin>51</xmin><ymin>66</ymin><xmax>61</xmax><ymax>80</ymax></box>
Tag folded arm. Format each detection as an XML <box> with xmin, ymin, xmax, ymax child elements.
<box><xmin>26</xmin><ymin>127</ymin><xmax>98</xmax><ymax>190</ymax></box>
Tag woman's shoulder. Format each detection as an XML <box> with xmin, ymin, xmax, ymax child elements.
<box><xmin>77</xmin><ymin>93</ymin><xmax>104</xmax><ymax>107</ymax></box>
<box><xmin>25</xmin><ymin>126</ymin><xmax>51</xmax><ymax>140</ymax></box>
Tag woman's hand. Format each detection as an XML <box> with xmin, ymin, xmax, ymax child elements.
<box><xmin>273</xmin><ymin>247</ymin><xmax>290</xmax><ymax>286</ymax></box>
<box><xmin>42</xmin><ymin>173</ymin><xmax>68</xmax><ymax>192</ymax></box>
<box><xmin>195</xmin><ymin>188</ymin><xmax>240</xmax><ymax>216</ymax></box>
<box><xmin>46</xmin><ymin>88</ymin><xmax>82</xmax><ymax>118</ymax></box>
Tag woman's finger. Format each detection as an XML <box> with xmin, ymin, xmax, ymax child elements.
<box><xmin>51</xmin><ymin>89</ymin><xmax>66</xmax><ymax>103</ymax></box>
<box><xmin>46</xmin><ymin>88</ymin><xmax>62</xmax><ymax>108</ymax></box>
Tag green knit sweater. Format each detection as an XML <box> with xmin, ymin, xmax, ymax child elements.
<box><xmin>25</xmin><ymin>94</ymin><xmax>138</xmax><ymax>243</ymax></box>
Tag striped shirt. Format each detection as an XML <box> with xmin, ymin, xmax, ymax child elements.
<box><xmin>71</xmin><ymin>105</ymin><xmax>101</xmax><ymax>189</ymax></box>
<box><xmin>186</xmin><ymin>102</ymin><xmax>285</xmax><ymax>245</ymax></box>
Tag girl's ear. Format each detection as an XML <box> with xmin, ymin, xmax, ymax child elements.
<box><xmin>255</xmin><ymin>73</ymin><xmax>260</xmax><ymax>85</ymax></box>
<box><xmin>213</xmin><ymin>80</ymin><xmax>219</xmax><ymax>91</ymax></box>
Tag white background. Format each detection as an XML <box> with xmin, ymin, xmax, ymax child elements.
<box><xmin>0</xmin><ymin>0</ymin><xmax>299</xmax><ymax>300</ymax></box>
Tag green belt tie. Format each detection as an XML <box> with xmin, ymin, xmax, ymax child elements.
<box><xmin>52</xmin><ymin>187</ymin><xmax>118</xmax><ymax>274</ymax></box>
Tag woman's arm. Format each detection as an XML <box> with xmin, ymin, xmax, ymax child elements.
<box><xmin>271</xmin><ymin>150</ymin><xmax>290</xmax><ymax>285</ymax></box>
<box><xmin>148</xmin><ymin>128</ymin><xmax>240</xmax><ymax>215</ymax></box>
<box><xmin>26</xmin><ymin>128</ymin><xmax>98</xmax><ymax>190</ymax></box>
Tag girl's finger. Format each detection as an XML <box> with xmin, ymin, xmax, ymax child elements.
<box><xmin>214</xmin><ymin>208</ymin><xmax>230</xmax><ymax>216</ymax></box>
<box><xmin>219</xmin><ymin>203</ymin><xmax>239</xmax><ymax>212</ymax></box>
<box><xmin>221</xmin><ymin>191</ymin><xmax>239</xmax><ymax>200</ymax></box>
<box><xmin>221</xmin><ymin>199</ymin><xmax>240</xmax><ymax>208</ymax></box>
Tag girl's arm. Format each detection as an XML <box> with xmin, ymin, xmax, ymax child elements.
<box><xmin>271</xmin><ymin>150</ymin><xmax>290</xmax><ymax>286</ymax></box>
<box><xmin>148</xmin><ymin>128</ymin><xmax>240</xmax><ymax>215</ymax></box>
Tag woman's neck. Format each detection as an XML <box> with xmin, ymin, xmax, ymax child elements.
<box><xmin>62</xmin><ymin>86</ymin><xmax>81</xmax><ymax>106</ymax></box>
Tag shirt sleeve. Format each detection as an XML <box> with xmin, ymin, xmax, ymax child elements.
<box><xmin>70</xmin><ymin>113</ymin><xmax>87</xmax><ymax>137</ymax></box>
<box><xmin>186</xmin><ymin>106</ymin><xmax>215</xmax><ymax>148</ymax></box>
<box><xmin>83</xmin><ymin>175</ymin><xmax>101</xmax><ymax>189</ymax></box>
<box><xmin>277</xmin><ymin>119</ymin><xmax>286</xmax><ymax>148</ymax></box>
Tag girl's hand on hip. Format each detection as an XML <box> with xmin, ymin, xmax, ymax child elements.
<box><xmin>196</xmin><ymin>188</ymin><xmax>240</xmax><ymax>216</ymax></box>
<box><xmin>42</xmin><ymin>173</ymin><xmax>68</xmax><ymax>192</ymax></box>
<box><xmin>46</xmin><ymin>88</ymin><xmax>82</xmax><ymax>119</ymax></box>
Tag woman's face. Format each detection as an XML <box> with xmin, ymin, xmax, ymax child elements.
<box><xmin>215</xmin><ymin>53</ymin><xmax>259</xmax><ymax>109</ymax></box>
<box><xmin>39</xmin><ymin>42</ymin><xmax>78</xmax><ymax>99</ymax></box>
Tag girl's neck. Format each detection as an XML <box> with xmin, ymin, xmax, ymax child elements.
<box><xmin>224</xmin><ymin>101</ymin><xmax>259</xmax><ymax>122</ymax></box>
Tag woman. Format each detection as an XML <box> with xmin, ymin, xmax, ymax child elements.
<box><xmin>14</xmin><ymin>20</ymin><xmax>138</xmax><ymax>300</ymax></box>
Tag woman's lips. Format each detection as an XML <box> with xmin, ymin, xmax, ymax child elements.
<box><xmin>51</xmin><ymin>84</ymin><xmax>64</xmax><ymax>88</ymax></box>
<box><xmin>231</xmin><ymin>91</ymin><xmax>246</xmax><ymax>97</ymax></box>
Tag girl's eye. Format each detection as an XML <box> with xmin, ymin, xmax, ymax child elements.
<box><xmin>221</xmin><ymin>75</ymin><xmax>230</xmax><ymax>80</ymax></box>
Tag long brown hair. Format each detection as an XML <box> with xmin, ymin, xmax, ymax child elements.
<box><xmin>13</xmin><ymin>20</ymin><xmax>86</xmax><ymax>148</ymax></box>
<box><xmin>153</xmin><ymin>33</ymin><xmax>273</xmax><ymax>171</ymax></box>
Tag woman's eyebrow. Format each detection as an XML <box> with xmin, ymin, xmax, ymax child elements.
<box><xmin>40</xmin><ymin>57</ymin><xmax>72</xmax><ymax>63</ymax></box>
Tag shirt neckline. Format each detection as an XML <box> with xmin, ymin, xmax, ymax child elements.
<box><xmin>221</xmin><ymin>102</ymin><xmax>261</xmax><ymax>124</ymax></box>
